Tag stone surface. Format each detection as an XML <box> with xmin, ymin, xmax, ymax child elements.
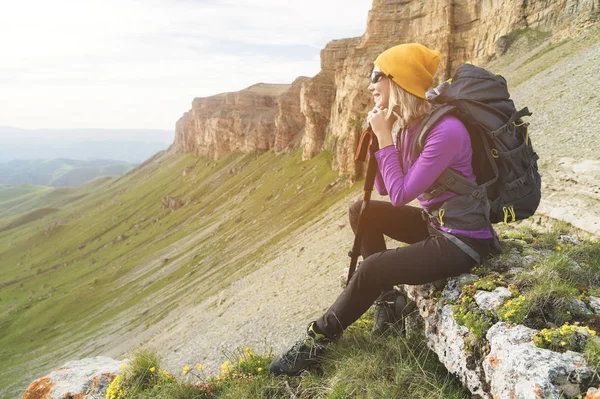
<box><xmin>559</xmin><ymin>234</ymin><xmax>581</xmax><ymax>245</ymax></box>
<box><xmin>22</xmin><ymin>357</ymin><xmax>125</xmax><ymax>399</ymax></box>
<box><xmin>568</xmin><ymin>298</ymin><xmax>594</xmax><ymax>315</ymax></box>
<box><xmin>484</xmin><ymin>323</ymin><xmax>592</xmax><ymax>399</ymax></box>
<box><xmin>474</xmin><ymin>287</ymin><xmax>513</xmax><ymax>312</ymax></box>
<box><xmin>587</xmin><ymin>387</ymin><xmax>600</xmax><ymax>398</ymax></box>
<box><xmin>404</xmin><ymin>274</ymin><xmax>489</xmax><ymax>397</ymax></box>
<box><xmin>589</xmin><ymin>297</ymin><xmax>600</xmax><ymax>314</ymax></box>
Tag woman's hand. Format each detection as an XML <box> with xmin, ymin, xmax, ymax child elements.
<box><xmin>367</xmin><ymin>105</ymin><xmax>395</xmax><ymax>148</ymax></box>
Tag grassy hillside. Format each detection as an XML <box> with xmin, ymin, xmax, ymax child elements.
<box><xmin>0</xmin><ymin>177</ymin><xmax>113</xmax><ymax>220</ymax></box>
<box><xmin>0</xmin><ymin>158</ymin><xmax>136</xmax><ymax>186</ymax></box>
<box><xmin>0</xmin><ymin>148</ymin><xmax>352</xmax><ymax>397</ymax></box>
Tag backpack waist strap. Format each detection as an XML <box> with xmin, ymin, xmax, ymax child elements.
<box><xmin>423</xmin><ymin>168</ymin><xmax>486</xmax><ymax>201</ymax></box>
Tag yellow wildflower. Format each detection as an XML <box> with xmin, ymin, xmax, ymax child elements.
<box><xmin>182</xmin><ymin>365</ymin><xmax>190</xmax><ymax>374</ymax></box>
<box><xmin>160</xmin><ymin>370</ymin><xmax>173</xmax><ymax>380</ymax></box>
<box><xmin>106</xmin><ymin>374</ymin><xmax>124</xmax><ymax>399</ymax></box>
<box><xmin>149</xmin><ymin>367</ymin><xmax>155</xmax><ymax>373</ymax></box>
<box><xmin>257</xmin><ymin>360</ymin><xmax>261</xmax><ymax>365</ymax></box>
<box><xmin>245</xmin><ymin>347</ymin><xmax>250</xmax><ymax>352</ymax></box>
<box><xmin>221</xmin><ymin>360</ymin><xmax>230</xmax><ymax>372</ymax></box>
<box><xmin>120</xmin><ymin>364</ymin><xmax>127</xmax><ymax>370</ymax></box>
<box><xmin>197</xmin><ymin>364</ymin><xmax>203</xmax><ymax>370</ymax></box>
<box><xmin>555</xmin><ymin>246</ymin><xmax>561</xmax><ymax>251</ymax></box>
<box><xmin>258</xmin><ymin>367</ymin><xmax>263</xmax><ymax>372</ymax></box>
<box><xmin>560</xmin><ymin>341</ymin><xmax>566</xmax><ymax>346</ymax></box>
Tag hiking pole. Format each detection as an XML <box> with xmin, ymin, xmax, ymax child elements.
<box><xmin>346</xmin><ymin>125</ymin><xmax>379</xmax><ymax>283</ymax></box>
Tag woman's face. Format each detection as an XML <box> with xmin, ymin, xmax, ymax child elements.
<box><xmin>368</xmin><ymin>65</ymin><xmax>390</xmax><ymax>109</ymax></box>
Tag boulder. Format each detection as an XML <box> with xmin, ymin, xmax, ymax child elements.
<box><xmin>589</xmin><ymin>297</ymin><xmax>600</xmax><ymax>314</ymax></box>
<box><xmin>22</xmin><ymin>357</ymin><xmax>125</xmax><ymax>399</ymax></box>
<box><xmin>161</xmin><ymin>196</ymin><xmax>183</xmax><ymax>211</ymax></box>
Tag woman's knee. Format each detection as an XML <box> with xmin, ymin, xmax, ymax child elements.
<box><xmin>353</xmin><ymin>256</ymin><xmax>387</xmax><ymax>291</ymax></box>
<box><xmin>348</xmin><ymin>200</ymin><xmax>362</xmax><ymax>232</ymax></box>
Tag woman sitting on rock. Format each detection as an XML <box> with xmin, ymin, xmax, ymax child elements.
<box><xmin>269</xmin><ymin>43</ymin><xmax>499</xmax><ymax>376</ymax></box>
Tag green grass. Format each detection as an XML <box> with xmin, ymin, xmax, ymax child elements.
<box><xmin>0</xmin><ymin>148</ymin><xmax>354</xmax><ymax>397</ymax></box>
<box><xmin>0</xmin><ymin>178</ymin><xmax>106</xmax><ymax>219</ymax></box>
<box><xmin>0</xmin><ymin>159</ymin><xmax>136</xmax><ymax>187</ymax></box>
<box><xmin>0</xmin><ymin>207</ymin><xmax>59</xmax><ymax>232</ymax></box>
<box><xmin>105</xmin><ymin>311</ymin><xmax>470</xmax><ymax>399</ymax></box>
<box><xmin>0</xmin><ymin>185</ymin><xmax>47</xmax><ymax>203</ymax></box>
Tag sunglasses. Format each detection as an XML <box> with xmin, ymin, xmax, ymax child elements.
<box><xmin>370</xmin><ymin>70</ymin><xmax>387</xmax><ymax>84</ymax></box>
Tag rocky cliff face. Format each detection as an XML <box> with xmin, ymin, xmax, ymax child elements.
<box><xmin>274</xmin><ymin>77</ymin><xmax>309</xmax><ymax>152</ymax></box>
<box><xmin>174</xmin><ymin>0</ymin><xmax>598</xmax><ymax>173</ymax></box>
<box><xmin>301</xmin><ymin>38</ymin><xmax>360</xmax><ymax>161</ymax></box>
<box><xmin>174</xmin><ymin>84</ymin><xmax>289</xmax><ymax>160</ymax></box>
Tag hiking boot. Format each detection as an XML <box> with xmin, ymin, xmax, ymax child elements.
<box><xmin>372</xmin><ymin>289</ymin><xmax>414</xmax><ymax>337</ymax></box>
<box><xmin>269</xmin><ymin>322</ymin><xmax>329</xmax><ymax>376</ymax></box>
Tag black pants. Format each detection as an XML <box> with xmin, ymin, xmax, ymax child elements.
<box><xmin>314</xmin><ymin>200</ymin><xmax>497</xmax><ymax>339</ymax></box>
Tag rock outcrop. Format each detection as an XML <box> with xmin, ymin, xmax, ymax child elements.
<box><xmin>174</xmin><ymin>84</ymin><xmax>289</xmax><ymax>160</ymax></box>
<box><xmin>401</xmin><ymin>242</ymin><xmax>600</xmax><ymax>399</ymax></box>
<box><xmin>301</xmin><ymin>38</ymin><xmax>361</xmax><ymax>162</ymax></box>
<box><xmin>274</xmin><ymin>77</ymin><xmax>309</xmax><ymax>152</ymax></box>
<box><xmin>162</xmin><ymin>196</ymin><xmax>183</xmax><ymax>211</ymax></box>
<box><xmin>22</xmin><ymin>357</ymin><xmax>124</xmax><ymax>399</ymax></box>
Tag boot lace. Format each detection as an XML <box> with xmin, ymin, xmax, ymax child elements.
<box><xmin>280</xmin><ymin>336</ymin><xmax>322</xmax><ymax>368</ymax></box>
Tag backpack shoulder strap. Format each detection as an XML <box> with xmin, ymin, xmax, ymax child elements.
<box><xmin>411</xmin><ymin>104</ymin><xmax>456</xmax><ymax>162</ymax></box>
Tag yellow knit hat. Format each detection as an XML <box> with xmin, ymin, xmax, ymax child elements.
<box><xmin>374</xmin><ymin>43</ymin><xmax>441</xmax><ymax>99</ymax></box>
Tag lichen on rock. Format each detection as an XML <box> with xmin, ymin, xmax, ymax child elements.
<box><xmin>23</xmin><ymin>357</ymin><xmax>126</xmax><ymax>399</ymax></box>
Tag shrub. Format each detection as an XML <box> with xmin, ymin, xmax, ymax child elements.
<box><xmin>497</xmin><ymin>295</ymin><xmax>530</xmax><ymax>325</ymax></box>
<box><xmin>532</xmin><ymin>323</ymin><xmax>596</xmax><ymax>353</ymax></box>
<box><xmin>105</xmin><ymin>351</ymin><xmax>176</xmax><ymax>399</ymax></box>
<box><xmin>452</xmin><ymin>283</ymin><xmax>495</xmax><ymax>340</ymax></box>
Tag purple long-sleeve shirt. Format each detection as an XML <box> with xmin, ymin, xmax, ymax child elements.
<box><xmin>374</xmin><ymin>115</ymin><xmax>494</xmax><ymax>239</ymax></box>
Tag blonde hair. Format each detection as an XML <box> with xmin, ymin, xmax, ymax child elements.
<box><xmin>385</xmin><ymin>80</ymin><xmax>431</xmax><ymax>129</ymax></box>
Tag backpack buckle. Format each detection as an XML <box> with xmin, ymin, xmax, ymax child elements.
<box><xmin>472</xmin><ymin>189</ymin><xmax>484</xmax><ymax>200</ymax></box>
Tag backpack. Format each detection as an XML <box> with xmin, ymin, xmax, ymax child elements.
<box><xmin>416</xmin><ymin>63</ymin><xmax>542</xmax><ymax>225</ymax></box>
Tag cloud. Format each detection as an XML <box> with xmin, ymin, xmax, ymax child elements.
<box><xmin>0</xmin><ymin>0</ymin><xmax>371</xmax><ymax>129</ymax></box>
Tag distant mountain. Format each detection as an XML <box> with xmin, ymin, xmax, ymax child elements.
<box><xmin>0</xmin><ymin>127</ymin><xmax>173</xmax><ymax>163</ymax></box>
<box><xmin>0</xmin><ymin>158</ymin><xmax>136</xmax><ymax>186</ymax></box>
<box><xmin>0</xmin><ymin>126</ymin><xmax>173</xmax><ymax>142</ymax></box>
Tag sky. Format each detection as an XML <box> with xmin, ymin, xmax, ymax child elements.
<box><xmin>0</xmin><ymin>0</ymin><xmax>372</xmax><ymax>131</ymax></box>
